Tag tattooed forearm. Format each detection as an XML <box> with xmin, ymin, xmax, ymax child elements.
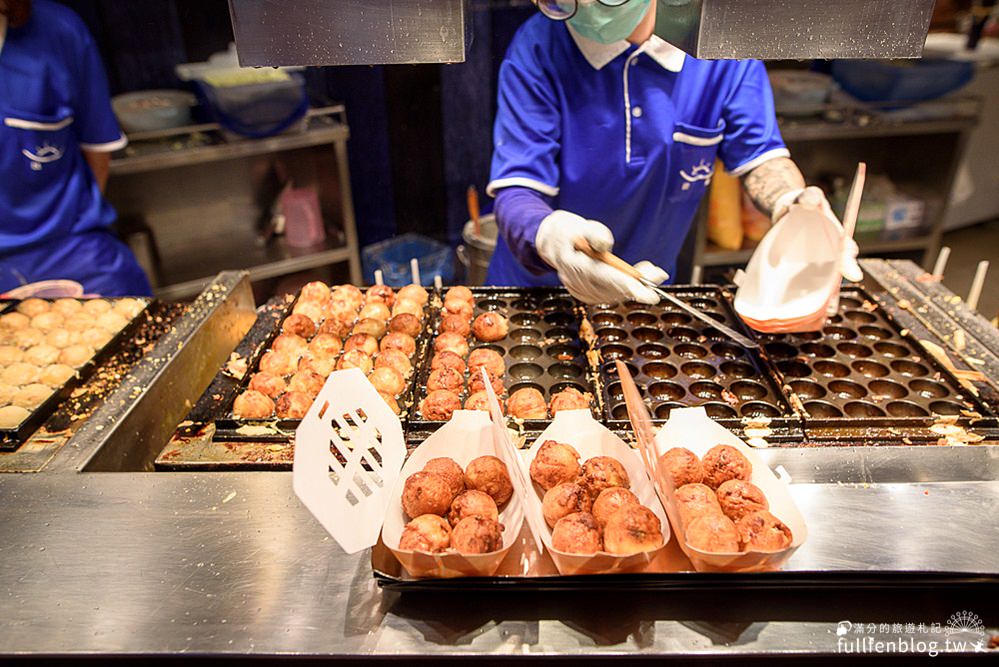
<box><xmin>741</xmin><ymin>157</ymin><xmax>806</xmax><ymax>218</ymax></box>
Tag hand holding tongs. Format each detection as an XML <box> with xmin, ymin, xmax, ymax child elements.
<box><xmin>573</xmin><ymin>238</ymin><xmax>759</xmax><ymax>350</ymax></box>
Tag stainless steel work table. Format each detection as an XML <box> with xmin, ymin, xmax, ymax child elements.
<box><xmin>2</xmin><ymin>261</ymin><xmax>998</xmax><ymax>660</ymax></box>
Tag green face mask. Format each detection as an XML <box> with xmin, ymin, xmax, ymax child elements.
<box><xmin>568</xmin><ymin>0</ymin><xmax>652</xmax><ymax>44</ymax></box>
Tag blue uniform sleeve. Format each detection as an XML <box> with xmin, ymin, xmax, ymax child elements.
<box><xmin>717</xmin><ymin>61</ymin><xmax>789</xmax><ymax>177</ymax></box>
<box><xmin>494</xmin><ymin>186</ymin><xmax>555</xmax><ymax>275</ymax></box>
<box><xmin>70</xmin><ymin>20</ymin><xmax>126</xmax><ymax>151</ymax></box>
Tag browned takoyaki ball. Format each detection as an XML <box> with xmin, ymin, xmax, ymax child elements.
<box><xmin>658</xmin><ymin>447</ymin><xmax>705</xmax><ymax>489</ymax></box>
<box><xmin>548</xmin><ymin>387</ymin><xmax>593</xmax><ymax>415</ymax></box>
<box><xmin>381</xmin><ymin>332</ymin><xmax>417</xmax><ymax>358</ymax></box>
<box><xmin>291</xmin><ymin>300</ymin><xmax>324</xmax><ymax>325</ymax></box>
<box><xmin>701</xmin><ymin>444</ymin><xmax>752</xmax><ymax>490</ymax></box>
<box><xmin>379</xmin><ymin>391</ymin><xmax>401</xmax><ymax>415</ymax></box>
<box><xmin>579</xmin><ymin>456</ymin><xmax>630</xmax><ymax>497</ymax></box>
<box><xmin>276</xmin><ymin>391</ymin><xmax>312</xmax><ymax>419</ymax></box>
<box><xmin>282</xmin><ymin>313</ymin><xmax>316</xmax><ymax>339</ymax></box>
<box><xmin>507</xmin><ymin>386</ymin><xmax>547</xmax><ymax>420</ymax></box>
<box><xmin>388</xmin><ymin>313</ymin><xmax>422</xmax><ymax>338</ymax></box>
<box><xmin>591</xmin><ymin>487</ymin><xmax>641</xmax><ymax>529</ymax></box>
<box><xmin>249</xmin><ymin>372</ymin><xmax>287</xmax><ymax>399</ymax></box>
<box><xmin>464</xmin><ymin>390</ymin><xmax>500</xmax><ymax>413</ymax></box>
<box><xmin>468</xmin><ymin>371</ymin><xmax>504</xmax><ymax>396</ymax></box>
<box><xmin>343</xmin><ymin>333</ymin><xmax>378</xmax><ymax>357</ymax></box>
<box><xmin>472</xmin><ymin>312</ymin><xmax>509</xmax><ymax>343</ymax></box>
<box><xmin>375</xmin><ymin>348</ymin><xmax>413</xmax><ymax>378</ymax></box>
<box><xmin>392</xmin><ymin>299</ymin><xmax>425</xmax><ymax>321</ymax></box>
<box><xmin>318</xmin><ymin>316</ymin><xmax>352</xmax><ymax>340</ymax></box>
<box><xmin>716</xmin><ymin>479</ymin><xmax>768</xmax><ymax>522</ymax></box>
<box><xmin>467</xmin><ymin>347</ymin><xmax>505</xmax><ymax>379</ymax></box>
<box><xmin>685</xmin><ymin>513</ymin><xmax>740</xmax><ymax>553</ymax></box>
<box><xmin>308</xmin><ymin>333</ymin><xmax>342</xmax><ymax>358</ymax></box>
<box><xmin>443</xmin><ymin>298</ymin><xmax>474</xmax><ymax>321</ymax></box>
<box><xmin>271</xmin><ymin>334</ymin><xmax>308</xmax><ymax>359</ymax></box>
<box><xmin>259</xmin><ymin>349</ymin><xmax>298</xmax><ymax>376</ymax></box>
<box><xmin>299</xmin><ymin>280</ymin><xmax>331</xmax><ymax>304</ymax></box>
<box><xmin>529</xmin><ymin>439</ymin><xmax>581</xmax><ymax>491</ymax></box>
<box><xmin>331</xmin><ymin>284</ymin><xmax>364</xmax><ymax>310</ymax></box>
<box><xmin>424</xmin><ymin>457</ymin><xmax>466</xmax><ymax>499</ymax></box>
<box><xmin>439</xmin><ymin>314</ymin><xmax>471</xmax><ymax>337</ymax></box>
<box><xmin>368</xmin><ymin>366</ymin><xmax>406</xmax><ymax>397</ymax></box>
<box><xmin>603</xmin><ymin>505</ymin><xmax>663</xmax><ymax>555</ymax></box>
<box><xmin>552</xmin><ymin>512</ymin><xmax>601</xmax><ymax>555</ymax></box>
<box><xmin>299</xmin><ymin>354</ymin><xmax>337</xmax><ymax>379</ymax></box>
<box><xmin>398</xmin><ymin>514</ymin><xmax>451</xmax><ymax>553</ymax></box>
<box><xmin>336</xmin><ymin>349</ymin><xmax>373</xmax><ymax>374</ymax></box>
<box><xmin>288</xmin><ymin>369</ymin><xmax>325</xmax><ymax>398</ymax></box>
<box><xmin>675</xmin><ymin>483</ymin><xmax>723</xmax><ymax>531</ymax></box>
<box><xmin>736</xmin><ymin>510</ymin><xmax>792</xmax><ymax>552</ymax></box>
<box><xmin>232</xmin><ymin>389</ymin><xmax>275</xmax><ymax>419</ymax></box>
<box><xmin>431</xmin><ymin>350</ymin><xmax>466</xmax><ymax>374</ymax></box>
<box><xmin>427</xmin><ymin>366</ymin><xmax>464</xmax><ymax>393</ymax></box>
<box><xmin>445</xmin><ymin>286</ymin><xmax>474</xmax><ymax>304</ymax></box>
<box><xmin>542</xmin><ymin>482</ymin><xmax>592</xmax><ymax>528</ymax></box>
<box><xmin>451</xmin><ymin>516</ymin><xmax>504</xmax><ymax>555</ymax></box>
<box><xmin>365</xmin><ymin>284</ymin><xmax>396</xmax><ymax>308</ymax></box>
<box><xmin>402</xmin><ymin>471</ymin><xmax>455</xmax><ymax>518</ymax></box>
<box><xmin>397</xmin><ymin>284</ymin><xmax>429</xmax><ymax>306</ymax></box>
<box><xmin>17</xmin><ymin>298</ymin><xmax>50</xmax><ymax>318</ymax></box>
<box><xmin>358</xmin><ymin>301</ymin><xmax>391</xmax><ymax>323</ymax></box>
<box><xmin>420</xmin><ymin>389</ymin><xmax>461</xmax><ymax>421</ymax></box>
<box><xmin>465</xmin><ymin>455</ymin><xmax>513</xmax><ymax>506</ymax></box>
<box><xmin>448</xmin><ymin>490</ymin><xmax>499</xmax><ymax>527</ymax></box>
<box><xmin>352</xmin><ymin>317</ymin><xmax>386</xmax><ymax>340</ymax></box>
<box><xmin>434</xmin><ymin>332</ymin><xmax>468</xmax><ymax>358</ymax></box>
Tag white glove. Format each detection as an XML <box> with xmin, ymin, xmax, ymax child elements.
<box><xmin>773</xmin><ymin>186</ymin><xmax>862</xmax><ymax>282</ymax></box>
<box><xmin>535</xmin><ymin>210</ymin><xmax>669</xmax><ymax>305</ymax></box>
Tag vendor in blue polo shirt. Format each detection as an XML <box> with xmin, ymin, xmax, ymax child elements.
<box><xmin>0</xmin><ymin>0</ymin><xmax>151</xmax><ymax>296</ymax></box>
<box><xmin>487</xmin><ymin>0</ymin><xmax>860</xmax><ymax>304</ymax></box>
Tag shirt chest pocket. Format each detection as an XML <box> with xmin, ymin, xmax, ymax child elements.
<box><xmin>1</xmin><ymin>107</ymin><xmax>75</xmax><ymax>178</ymax></box>
<box><xmin>667</xmin><ymin>120</ymin><xmax>725</xmax><ymax>202</ymax></box>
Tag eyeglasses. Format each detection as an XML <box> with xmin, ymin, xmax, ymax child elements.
<box><xmin>532</xmin><ymin>0</ymin><xmax>633</xmax><ymax>21</ymax></box>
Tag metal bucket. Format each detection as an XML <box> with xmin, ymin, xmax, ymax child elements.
<box><xmin>457</xmin><ymin>214</ymin><xmax>498</xmax><ymax>286</ymax></box>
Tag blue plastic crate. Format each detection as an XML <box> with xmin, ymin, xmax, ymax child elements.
<box><xmin>362</xmin><ymin>233</ymin><xmax>454</xmax><ymax>287</ymax></box>
<box><xmin>831</xmin><ymin>59</ymin><xmax>973</xmax><ymax>106</ymax></box>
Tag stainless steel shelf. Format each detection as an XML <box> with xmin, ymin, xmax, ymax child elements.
<box><xmin>780</xmin><ymin>117</ymin><xmax>977</xmax><ymax>142</ymax></box>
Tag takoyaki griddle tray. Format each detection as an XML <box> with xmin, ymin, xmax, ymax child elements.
<box><xmin>407</xmin><ymin>287</ymin><xmax>599</xmax><ymax>440</ymax></box>
<box><xmin>588</xmin><ymin>287</ymin><xmax>802</xmax><ymax>440</ymax></box>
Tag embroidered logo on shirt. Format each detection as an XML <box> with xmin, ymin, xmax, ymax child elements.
<box><xmin>679</xmin><ymin>159</ymin><xmax>714</xmax><ymax>191</ymax></box>
<box><xmin>22</xmin><ymin>143</ymin><xmax>64</xmax><ymax>171</ymax></box>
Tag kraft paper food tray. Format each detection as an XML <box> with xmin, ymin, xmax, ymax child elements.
<box><xmin>520</xmin><ymin>409</ymin><xmax>670</xmax><ymax>576</ymax></box>
<box><xmin>382</xmin><ymin>409</ymin><xmax>526</xmax><ymax>579</ymax></box>
<box><xmin>653</xmin><ymin>407</ymin><xmax>807</xmax><ymax>572</ymax></box>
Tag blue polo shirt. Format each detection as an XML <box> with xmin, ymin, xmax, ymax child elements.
<box><xmin>486</xmin><ymin>15</ymin><xmax>788</xmax><ymax>286</ymax></box>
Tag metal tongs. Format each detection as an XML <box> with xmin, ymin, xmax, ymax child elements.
<box><xmin>573</xmin><ymin>238</ymin><xmax>759</xmax><ymax>349</ymax></box>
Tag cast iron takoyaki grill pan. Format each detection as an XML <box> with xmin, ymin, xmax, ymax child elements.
<box><xmin>587</xmin><ymin>287</ymin><xmax>802</xmax><ymax>439</ymax></box>
<box><xmin>756</xmin><ymin>286</ymin><xmax>997</xmax><ymax>440</ymax></box>
<box><xmin>407</xmin><ymin>287</ymin><xmax>599</xmax><ymax>439</ymax></box>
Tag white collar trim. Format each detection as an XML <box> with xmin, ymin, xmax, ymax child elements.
<box><xmin>566</xmin><ymin>23</ymin><xmax>685</xmax><ymax>72</ymax></box>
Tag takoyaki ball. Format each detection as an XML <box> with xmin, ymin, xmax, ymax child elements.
<box><xmin>685</xmin><ymin>513</ymin><xmax>740</xmax><ymax>554</ymax></box>
<box><xmin>288</xmin><ymin>369</ymin><xmax>325</xmax><ymax>398</ymax></box>
<box><xmin>299</xmin><ymin>354</ymin><xmax>337</xmax><ymax>379</ymax></box>
<box><xmin>95</xmin><ymin>311</ymin><xmax>128</xmax><ymax>333</ymax></box>
<box><xmin>30</xmin><ymin>312</ymin><xmax>64</xmax><ymax>332</ymax></box>
<box><xmin>375</xmin><ymin>348</ymin><xmax>413</xmax><ymax>378</ymax></box>
<box><xmin>381</xmin><ymin>332</ymin><xmax>417</xmax><ymax>358</ymax></box>
<box><xmin>448</xmin><ymin>489</ymin><xmax>498</xmax><ymax>527</ymax></box>
<box><xmin>368</xmin><ymin>366</ymin><xmax>405</xmax><ymax>397</ymax></box>
<box><xmin>658</xmin><ymin>447</ymin><xmax>705</xmax><ymax>489</ymax></box>
<box><xmin>17</xmin><ymin>298</ymin><xmax>50</xmax><ymax>318</ymax></box>
<box><xmin>529</xmin><ymin>439</ymin><xmax>581</xmax><ymax>491</ymax></box>
<box><xmin>58</xmin><ymin>345</ymin><xmax>92</xmax><ymax>368</ymax></box>
<box><xmin>379</xmin><ymin>391</ymin><xmax>401</xmax><ymax>415</ymax></box>
<box><xmin>579</xmin><ymin>456</ymin><xmax>630</xmax><ymax>497</ymax></box>
<box><xmin>332</xmin><ymin>284</ymin><xmax>364</xmax><ymax>308</ymax></box>
<box><xmin>358</xmin><ymin>301</ymin><xmax>391</xmax><ymax>323</ymax></box>
<box><xmin>0</xmin><ymin>405</ymin><xmax>30</xmax><ymax>428</ymax></box>
<box><xmin>352</xmin><ymin>317</ymin><xmax>386</xmax><ymax>340</ymax></box>
<box><xmin>344</xmin><ymin>333</ymin><xmax>378</xmax><ymax>357</ymax></box>
<box><xmin>507</xmin><ymin>387</ymin><xmax>547</xmax><ymax>420</ymax></box>
<box><xmin>391</xmin><ymin>299</ymin><xmax>424</xmax><ymax>321</ymax></box>
<box><xmin>249</xmin><ymin>372</ymin><xmax>287</xmax><ymax>399</ymax></box>
<box><xmin>424</xmin><ymin>457</ymin><xmax>466</xmax><ymax>500</ymax></box>
<box><xmin>420</xmin><ymin>389</ymin><xmax>460</xmax><ymax>421</ymax></box>
<box><xmin>467</xmin><ymin>371</ymin><xmax>504</xmax><ymax>396</ymax></box>
<box><xmin>81</xmin><ymin>327</ymin><xmax>113</xmax><ymax>349</ymax></box>
<box><xmin>308</xmin><ymin>333</ymin><xmax>342</xmax><ymax>358</ymax></box>
<box><xmin>318</xmin><ymin>317</ymin><xmax>352</xmax><ymax>340</ymax></box>
<box><xmin>675</xmin><ymin>483</ymin><xmax>723</xmax><ymax>531</ymax></box>
<box><xmin>716</xmin><ymin>479</ymin><xmax>768</xmax><ymax>522</ymax></box>
<box><xmin>463</xmin><ymin>390</ymin><xmax>500</xmax><ymax>413</ymax></box>
<box><xmin>13</xmin><ymin>328</ymin><xmax>45</xmax><ymax>348</ymax></box>
<box><xmin>52</xmin><ymin>298</ymin><xmax>83</xmax><ymax>317</ymax></box>
<box><xmin>292</xmin><ymin>300</ymin><xmax>325</xmax><ymax>325</ymax></box>
<box><xmin>25</xmin><ymin>344</ymin><xmax>60</xmax><ymax>366</ymax></box>
<box><xmin>40</xmin><ymin>364</ymin><xmax>76</xmax><ymax>388</ymax></box>
<box><xmin>465</xmin><ymin>455</ymin><xmax>513</xmax><ymax>506</ymax></box>
<box><xmin>735</xmin><ymin>510</ymin><xmax>792</xmax><ymax>552</ymax></box>
<box><xmin>402</xmin><ymin>471</ymin><xmax>455</xmax><ymax>518</ymax></box>
<box><xmin>0</xmin><ymin>312</ymin><xmax>30</xmax><ymax>330</ymax></box>
<box><xmin>0</xmin><ymin>383</ymin><xmax>15</xmax><ymax>406</ymax></box>
<box><xmin>445</xmin><ymin>285</ymin><xmax>474</xmax><ymax>304</ymax></box>
<box><xmin>259</xmin><ymin>349</ymin><xmax>298</xmax><ymax>376</ymax></box>
<box><xmin>451</xmin><ymin>516</ymin><xmax>504</xmax><ymax>555</ymax></box>
<box><xmin>276</xmin><ymin>391</ymin><xmax>312</xmax><ymax>419</ymax></box>
<box><xmin>398</xmin><ymin>514</ymin><xmax>451</xmax><ymax>553</ymax></box>
<box><xmin>0</xmin><ymin>346</ymin><xmax>23</xmax><ymax>365</ymax></box>
<box><xmin>471</xmin><ymin>312</ymin><xmax>509</xmax><ymax>343</ymax></box>
<box><xmin>271</xmin><ymin>333</ymin><xmax>308</xmax><ymax>359</ymax></box>
<box><xmin>45</xmin><ymin>328</ymin><xmax>75</xmax><ymax>349</ymax></box>
<box><xmin>233</xmin><ymin>389</ymin><xmax>275</xmax><ymax>419</ymax></box>
<box><xmin>397</xmin><ymin>284</ymin><xmax>429</xmax><ymax>306</ymax></box>
<box><xmin>548</xmin><ymin>387</ymin><xmax>593</xmax><ymax>415</ymax></box>
<box><xmin>12</xmin><ymin>383</ymin><xmax>51</xmax><ymax>409</ymax></box>
<box><xmin>365</xmin><ymin>284</ymin><xmax>396</xmax><ymax>308</ymax></box>
<box><xmin>603</xmin><ymin>505</ymin><xmax>664</xmax><ymax>555</ymax></box>
<box><xmin>431</xmin><ymin>350</ymin><xmax>466</xmax><ymax>374</ymax></box>
<box><xmin>439</xmin><ymin>314</ymin><xmax>471</xmax><ymax>338</ymax></box>
<box><xmin>427</xmin><ymin>366</ymin><xmax>464</xmax><ymax>393</ymax></box>
<box><xmin>282</xmin><ymin>313</ymin><xmax>317</xmax><ymax>339</ymax></box>
<box><xmin>112</xmin><ymin>298</ymin><xmax>146</xmax><ymax>318</ymax></box>
<box><xmin>552</xmin><ymin>512</ymin><xmax>602</xmax><ymax>555</ymax></box>
<box><xmin>82</xmin><ymin>299</ymin><xmax>111</xmax><ymax>316</ymax></box>
<box><xmin>443</xmin><ymin>298</ymin><xmax>474</xmax><ymax>321</ymax></box>
<box><xmin>299</xmin><ymin>280</ymin><xmax>331</xmax><ymax>304</ymax></box>
<box><xmin>701</xmin><ymin>444</ymin><xmax>752</xmax><ymax>490</ymax></box>
<box><xmin>433</xmin><ymin>332</ymin><xmax>468</xmax><ymax>358</ymax></box>
<box><xmin>591</xmin><ymin>487</ymin><xmax>641</xmax><ymax>529</ymax></box>
<box><xmin>388</xmin><ymin>313</ymin><xmax>422</xmax><ymax>338</ymax></box>
<box><xmin>62</xmin><ymin>314</ymin><xmax>93</xmax><ymax>333</ymax></box>
<box><xmin>467</xmin><ymin>347</ymin><xmax>505</xmax><ymax>381</ymax></box>
<box><xmin>336</xmin><ymin>349</ymin><xmax>373</xmax><ymax>374</ymax></box>
<box><xmin>542</xmin><ymin>482</ymin><xmax>592</xmax><ymax>528</ymax></box>
<box><xmin>325</xmin><ymin>301</ymin><xmax>357</xmax><ymax>329</ymax></box>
